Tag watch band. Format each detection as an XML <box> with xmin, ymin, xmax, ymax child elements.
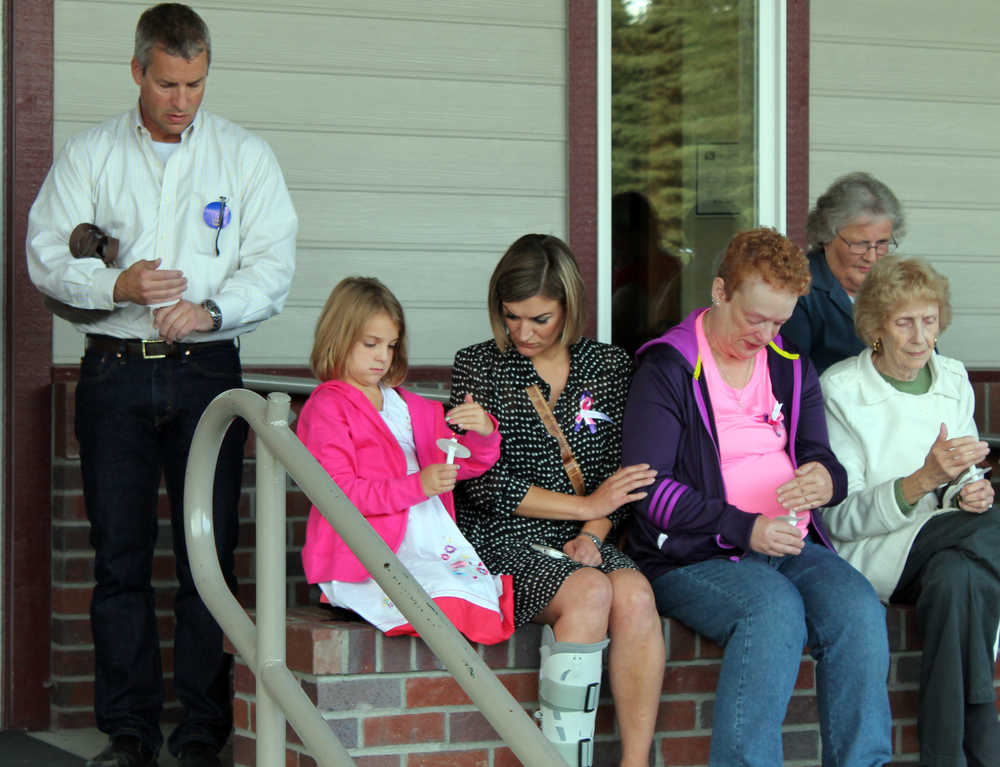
<box><xmin>201</xmin><ymin>299</ymin><xmax>222</xmax><ymax>332</ymax></box>
<box><xmin>580</xmin><ymin>532</ymin><xmax>603</xmax><ymax>548</ymax></box>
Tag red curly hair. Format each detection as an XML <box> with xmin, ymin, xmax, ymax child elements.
<box><xmin>717</xmin><ymin>227</ymin><xmax>810</xmax><ymax>299</ymax></box>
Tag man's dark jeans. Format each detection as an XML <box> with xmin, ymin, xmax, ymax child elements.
<box><xmin>75</xmin><ymin>342</ymin><xmax>247</xmax><ymax>758</ymax></box>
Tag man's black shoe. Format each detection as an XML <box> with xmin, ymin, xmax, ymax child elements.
<box><xmin>86</xmin><ymin>736</ymin><xmax>157</xmax><ymax>767</ymax></box>
<box><xmin>179</xmin><ymin>741</ymin><xmax>222</xmax><ymax>767</ymax></box>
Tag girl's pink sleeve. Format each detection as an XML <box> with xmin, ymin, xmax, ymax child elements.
<box><xmin>454</xmin><ymin>413</ymin><xmax>501</xmax><ymax>480</ymax></box>
<box><xmin>298</xmin><ymin>392</ymin><xmax>426</xmax><ymax>517</ymax></box>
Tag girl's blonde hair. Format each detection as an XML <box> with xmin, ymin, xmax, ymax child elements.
<box><xmin>310</xmin><ymin>277</ymin><xmax>408</xmax><ymax>385</ymax></box>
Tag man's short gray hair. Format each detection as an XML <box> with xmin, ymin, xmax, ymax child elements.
<box><xmin>134</xmin><ymin>3</ymin><xmax>211</xmax><ymax>73</ymax></box>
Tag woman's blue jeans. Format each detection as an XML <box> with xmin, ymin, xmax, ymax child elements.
<box><xmin>75</xmin><ymin>343</ymin><xmax>247</xmax><ymax>757</ymax></box>
<box><xmin>651</xmin><ymin>542</ymin><xmax>892</xmax><ymax>767</ymax></box>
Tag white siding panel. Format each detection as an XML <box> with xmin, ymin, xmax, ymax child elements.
<box><xmin>52</xmin><ymin>125</ymin><xmax>566</xmax><ymax>197</ymax></box>
<box><xmin>899</xmin><ymin>207</ymin><xmax>999</xmax><ymax>261</ymax></box>
<box><xmin>811</xmin><ymin>98</ymin><xmax>1000</xmax><ymax>156</ymax></box>
<box><xmin>50</xmin><ymin>1</ymin><xmax>568</xmax><ymax>365</ymax></box>
<box><xmin>812</xmin><ymin>41</ymin><xmax>1000</xmax><ymax>104</ymax></box>
<box><xmin>294</xmin><ymin>191</ymin><xmax>565</xmax><ymax>251</ymax></box>
<box><xmin>810</xmin><ymin>0</ymin><xmax>1000</xmax><ymax>369</ymax></box>
<box><xmin>56</xmin><ymin>65</ymin><xmax>565</xmax><ymax>140</ymax></box>
<box><xmin>203</xmin><ymin>0</ymin><xmax>564</xmax><ymax>28</ymax></box>
<box><xmin>938</xmin><ymin>316</ymin><xmax>1000</xmax><ymax>369</ymax></box>
<box><xmin>810</xmin><ymin>154</ymin><xmax>1000</xmax><ymax>211</ymax></box>
<box><xmin>811</xmin><ymin>0</ymin><xmax>999</xmax><ymax>49</ymax></box>
<box><xmin>57</xmin><ymin>2</ymin><xmax>564</xmax><ymax>83</ymax></box>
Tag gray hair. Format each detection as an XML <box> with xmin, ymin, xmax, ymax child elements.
<box><xmin>805</xmin><ymin>172</ymin><xmax>905</xmax><ymax>250</ymax></box>
<box><xmin>134</xmin><ymin>4</ymin><xmax>211</xmax><ymax>73</ymax></box>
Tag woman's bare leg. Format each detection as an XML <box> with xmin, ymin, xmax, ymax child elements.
<box><xmin>607</xmin><ymin>569</ymin><xmax>664</xmax><ymax>767</ymax></box>
<box><xmin>534</xmin><ymin>566</ymin><xmax>614</xmax><ymax>642</ymax></box>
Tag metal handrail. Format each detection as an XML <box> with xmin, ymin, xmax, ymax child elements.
<box><xmin>184</xmin><ymin>388</ymin><xmax>566</xmax><ymax>766</ymax></box>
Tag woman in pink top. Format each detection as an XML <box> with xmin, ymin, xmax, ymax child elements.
<box><xmin>622</xmin><ymin>228</ymin><xmax>892</xmax><ymax>766</ymax></box>
<box><xmin>298</xmin><ymin>277</ymin><xmax>514</xmax><ymax>643</ymax></box>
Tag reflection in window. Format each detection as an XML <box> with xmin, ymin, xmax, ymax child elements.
<box><xmin>612</xmin><ymin>0</ymin><xmax>757</xmax><ymax>354</ymax></box>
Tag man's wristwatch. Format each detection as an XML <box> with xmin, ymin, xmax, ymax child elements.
<box><xmin>201</xmin><ymin>299</ymin><xmax>222</xmax><ymax>332</ymax></box>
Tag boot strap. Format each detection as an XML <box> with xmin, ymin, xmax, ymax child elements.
<box><xmin>539</xmin><ymin>678</ymin><xmax>600</xmax><ymax>712</ymax></box>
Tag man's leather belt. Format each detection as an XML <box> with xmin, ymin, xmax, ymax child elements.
<box><xmin>85</xmin><ymin>334</ymin><xmax>234</xmax><ymax>360</ymax></box>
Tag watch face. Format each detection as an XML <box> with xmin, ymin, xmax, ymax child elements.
<box><xmin>202</xmin><ymin>300</ymin><xmax>221</xmax><ymax>330</ymax></box>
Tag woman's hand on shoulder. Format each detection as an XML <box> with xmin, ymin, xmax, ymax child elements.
<box><xmin>563</xmin><ymin>534</ymin><xmax>603</xmax><ymax>566</ymax></box>
<box><xmin>958</xmin><ymin>478</ymin><xmax>994</xmax><ymax>513</ymax></box>
<box><xmin>445</xmin><ymin>393</ymin><xmax>495</xmax><ymax>436</ymax></box>
<box><xmin>419</xmin><ymin>462</ymin><xmax>459</xmax><ymax>498</ymax></box>
<box><xmin>749</xmin><ymin>515</ymin><xmax>804</xmax><ymax>557</ymax></box>
<box><xmin>583</xmin><ymin>464</ymin><xmax>657</xmax><ymax>519</ymax></box>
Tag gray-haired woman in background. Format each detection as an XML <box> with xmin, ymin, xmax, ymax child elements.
<box><xmin>782</xmin><ymin>172</ymin><xmax>905</xmax><ymax>373</ymax></box>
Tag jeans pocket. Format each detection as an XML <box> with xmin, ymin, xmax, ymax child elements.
<box><xmin>183</xmin><ymin>346</ymin><xmax>242</xmax><ymax>385</ymax></box>
<box><xmin>77</xmin><ymin>350</ymin><xmax>118</xmax><ymax>387</ymax></box>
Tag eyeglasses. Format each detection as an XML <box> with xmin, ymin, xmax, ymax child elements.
<box><xmin>837</xmin><ymin>233</ymin><xmax>897</xmax><ymax>257</ymax></box>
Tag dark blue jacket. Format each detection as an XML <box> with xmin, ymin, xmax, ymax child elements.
<box><xmin>622</xmin><ymin>309</ymin><xmax>846</xmax><ymax>582</ymax></box>
<box><xmin>780</xmin><ymin>248</ymin><xmax>864</xmax><ymax>375</ymax></box>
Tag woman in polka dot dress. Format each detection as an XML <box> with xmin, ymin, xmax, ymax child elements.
<box><xmin>450</xmin><ymin>234</ymin><xmax>665</xmax><ymax>767</ymax></box>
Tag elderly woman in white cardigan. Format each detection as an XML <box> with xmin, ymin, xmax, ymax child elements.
<box><xmin>819</xmin><ymin>255</ymin><xmax>1000</xmax><ymax>767</ymax></box>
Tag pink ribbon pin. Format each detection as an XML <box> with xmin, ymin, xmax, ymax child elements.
<box><xmin>574</xmin><ymin>390</ymin><xmax>613</xmax><ymax>433</ymax></box>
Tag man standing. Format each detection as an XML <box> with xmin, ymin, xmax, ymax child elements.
<box><xmin>26</xmin><ymin>5</ymin><xmax>297</xmax><ymax>766</ymax></box>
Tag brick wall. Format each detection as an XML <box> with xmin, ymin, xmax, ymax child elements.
<box><xmin>230</xmin><ymin>606</ymin><xmax>1000</xmax><ymax>767</ymax></box>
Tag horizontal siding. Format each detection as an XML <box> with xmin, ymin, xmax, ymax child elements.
<box><xmin>811</xmin><ymin>0</ymin><xmax>999</xmax><ymax>49</ymax></box>
<box><xmin>811</xmin><ymin>42</ymin><xmax>1000</xmax><ymax>105</ymax></box>
<box><xmin>55</xmin><ymin>67</ymin><xmax>566</xmax><ymax>140</ymax></box>
<box><xmin>810</xmin><ymin>0</ymin><xmax>1000</xmax><ymax>368</ymax></box>
<box><xmin>50</xmin><ymin>0</ymin><xmax>567</xmax><ymax>365</ymax></box>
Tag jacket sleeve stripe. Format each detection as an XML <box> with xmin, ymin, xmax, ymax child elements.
<box><xmin>648</xmin><ymin>478</ymin><xmax>687</xmax><ymax>529</ymax></box>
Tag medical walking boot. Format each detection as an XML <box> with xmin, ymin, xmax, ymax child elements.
<box><xmin>534</xmin><ymin>625</ymin><xmax>609</xmax><ymax>767</ymax></box>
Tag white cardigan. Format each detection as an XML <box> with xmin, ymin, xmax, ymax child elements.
<box><xmin>819</xmin><ymin>349</ymin><xmax>982</xmax><ymax>601</ymax></box>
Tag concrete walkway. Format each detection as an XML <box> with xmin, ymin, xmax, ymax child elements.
<box><xmin>7</xmin><ymin>729</ymin><xmax>233</xmax><ymax>766</ymax></box>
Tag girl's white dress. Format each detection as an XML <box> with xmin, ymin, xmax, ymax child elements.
<box><xmin>319</xmin><ymin>386</ymin><xmax>513</xmax><ymax>641</ymax></box>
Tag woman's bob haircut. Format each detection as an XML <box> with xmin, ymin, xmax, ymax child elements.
<box><xmin>487</xmin><ymin>234</ymin><xmax>586</xmax><ymax>350</ymax></box>
<box><xmin>854</xmin><ymin>255</ymin><xmax>952</xmax><ymax>347</ymax></box>
<box><xmin>310</xmin><ymin>276</ymin><xmax>408</xmax><ymax>386</ymax></box>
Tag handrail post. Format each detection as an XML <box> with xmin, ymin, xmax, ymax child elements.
<box><xmin>256</xmin><ymin>393</ymin><xmax>290</xmax><ymax>766</ymax></box>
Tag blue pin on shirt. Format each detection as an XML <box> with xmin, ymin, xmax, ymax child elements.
<box><xmin>203</xmin><ymin>197</ymin><xmax>231</xmax><ymax>255</ymax></box>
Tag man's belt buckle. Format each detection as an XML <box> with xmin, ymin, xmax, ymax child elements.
<box><xmin>140</xmin><ymin>339</ymin><xmax>168</xmax><ymax>359</ymax></box>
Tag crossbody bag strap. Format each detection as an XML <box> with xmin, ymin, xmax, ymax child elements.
<box><xmin>525</xmin><ymin>384</ymin><xmax>586</xmax><ymax>496</ymax></box>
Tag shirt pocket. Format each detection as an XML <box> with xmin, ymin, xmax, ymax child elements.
<box><xmin>180</xmin><ymin>190</ymin><xmax>240</xmax><ymax>299</ymax></box>
<box><xmin>184</xmin><ymin>191</ymin><xmax>238</xmax><ymax>259</ymax></box>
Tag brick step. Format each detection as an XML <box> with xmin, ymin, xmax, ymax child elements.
<box><xmin>230</xmin><ymin>604</ymin><xmax>985</xmax><ymax>767</ymax></box>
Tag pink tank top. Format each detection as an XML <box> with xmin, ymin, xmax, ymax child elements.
<box><xmin>696</xmin><ymin>313</ymin><xmax>809</xmax><ymax>537</ymax></box>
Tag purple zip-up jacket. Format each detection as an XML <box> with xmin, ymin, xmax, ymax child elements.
<box><xmin>622</xmin><ymin>309</ymin><xmax>846</xmax><ymax>582</ymax></box>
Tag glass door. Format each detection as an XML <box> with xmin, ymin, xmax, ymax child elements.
<box><xmin>605</xmin><ymin>0</ymin><xmax>784</xmax><ymax>354</ymax></box>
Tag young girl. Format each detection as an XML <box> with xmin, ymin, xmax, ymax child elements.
<box><xmin>299</xmin><ymin>277</ymin><xmax>514</xmax><ymax>643</ymax></box>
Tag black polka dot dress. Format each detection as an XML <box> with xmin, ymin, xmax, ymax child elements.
<box><xmin>449</xmin><ymin>337</ymin><xmax>639</xmax><ymax>627</ymax></box>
